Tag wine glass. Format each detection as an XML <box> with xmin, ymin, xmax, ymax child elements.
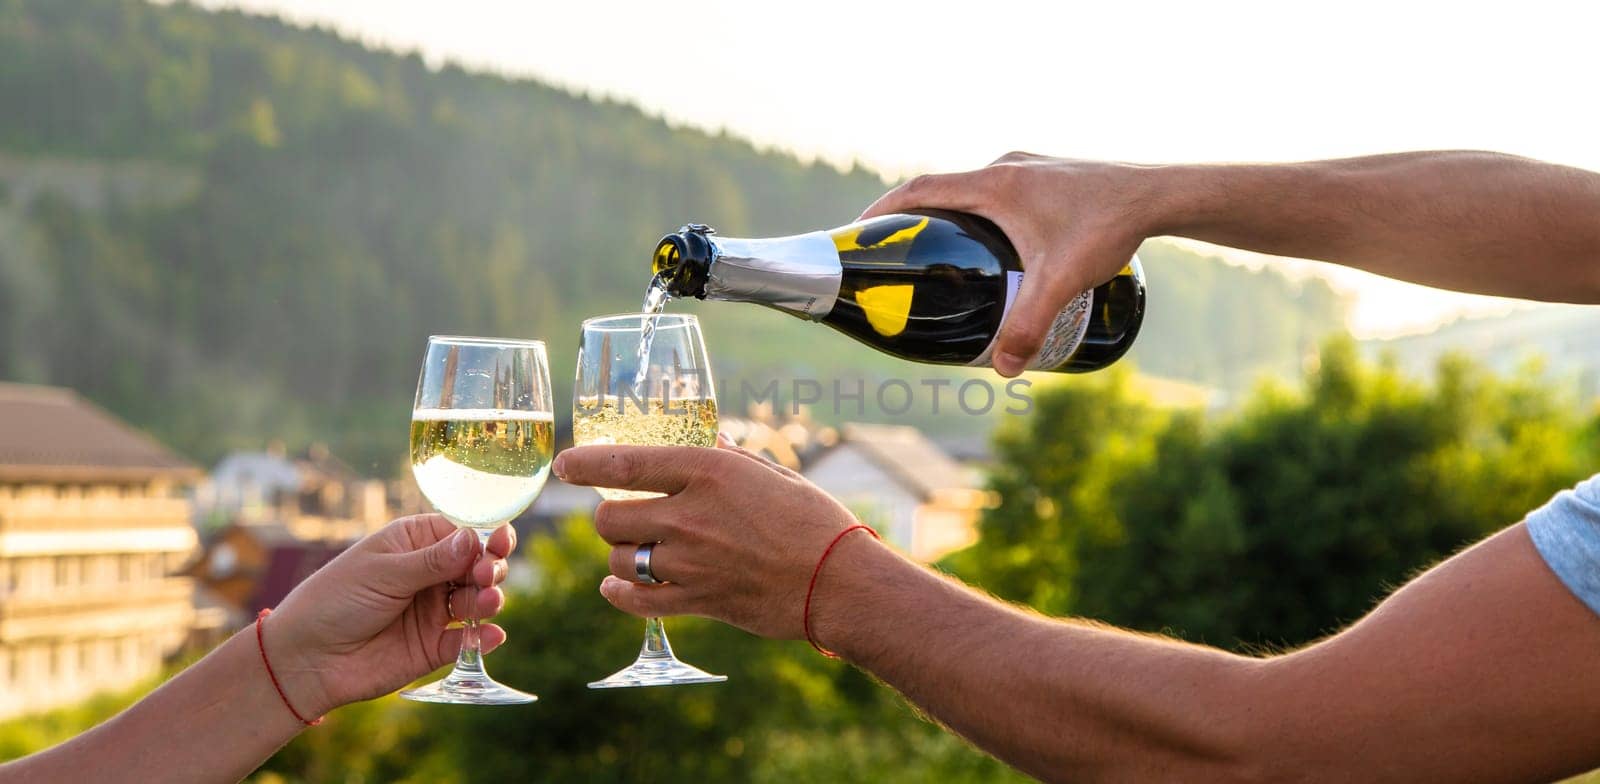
<box><xmin>402</xmin><ymin>335</ymin><xmax>553</xmax><ymax>705</ymax></box>
<box><xmin>574</xmin><ymin>313</ymin><xmax>727</xmax><ymax>688</ymax></box>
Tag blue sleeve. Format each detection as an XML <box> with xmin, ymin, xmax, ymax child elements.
<box><xmin>1526</xmin><ymin>473</ymin><xmax>1600</xmax><ymax>618</ymax></box>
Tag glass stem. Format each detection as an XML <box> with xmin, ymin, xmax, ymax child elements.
<box><xmin>451</xmin><ymin>529</ymin><xmax>491</xmax><ymax>678</ymax></box>
<box><xmin>639</xmin><ymin>617</ymin><xmax>676</xmax><ymax>661</ymax></box>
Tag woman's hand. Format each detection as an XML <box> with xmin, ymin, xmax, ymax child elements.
<box><xmin>859</xmin><ymin>152</ymin><xmax>1160</xmax><ymax>377</ymax></box>
<box><xmin>0</xmin><ymin>515</ymin><xmax>519</xmax><ymax>784</ymax></box>
<box><xmin>262</xmin><ymin>514</ymin><xmax>516</xmax><ymax>716</ymax></box>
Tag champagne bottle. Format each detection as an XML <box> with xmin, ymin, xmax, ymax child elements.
<box><xmin>650</xmin><ymin>209</ymin><xmax>1145</xmax><ymax>373</ymax></box>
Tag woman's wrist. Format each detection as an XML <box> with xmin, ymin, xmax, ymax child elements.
<box><xmin>258</xmin><ymin>611</ymin><xmax>338</xmax><ymax>720</ymax></box>
<box><xmin>196</xmin><ymin>625</ymin><xmax>319</xmax><ymax>743</ymax></box>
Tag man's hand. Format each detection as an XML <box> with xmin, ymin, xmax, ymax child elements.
<box><xmin>553</xmin><ymin>435</ymin><xmax>860</xmax><ymax>639</ymax></box>
<box><xmin>267</xmin><ymin>515</ymin><xmax>516</xmax><ymax>715</ymax></box>
<box><xmin>862</xmin><ymin>151</ymin><xmax>1600</xmax><ymax>379</ymax></box>
<box><xmin>860</xmin><ymin>153</ymin><xmax>1158</xmax><ymax>377</ymax></box>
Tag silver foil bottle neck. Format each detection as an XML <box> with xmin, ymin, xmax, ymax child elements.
<box><xmin>704</xmin><ymin>231</ymin><xmax>843</xmax><ymax>320</ymax></box>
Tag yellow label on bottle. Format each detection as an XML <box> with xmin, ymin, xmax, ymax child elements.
<box><xmin>856</xmin><ymin>284</ymin><xmax>914</xmax><ymax>337</ymax></box>
<box><xmin>832</xmin><ymin>217</ymin><xmax>929</xmax><ymax>254</ymax></box>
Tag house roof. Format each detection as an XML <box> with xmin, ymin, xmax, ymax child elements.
<box><xmin>296</xmin><ymin>444</ymin><xmax>363</xmax><ymax>485</ymax></box>
<box><xmin>211</xmin><ymin>444</ymin><xmax>366</xmax><ymax>492</ymax></box>
<box><xmin>812</xmin><ymin>423</ymin><xmax>980</xmax><ymax>501</ymax></box>
<box><xmin>211</xmin><ymin>452</ymin><xmax>302</xmax><ymax>492</ymax></box>
<box><xmin>189</xmin><ymin>520</ymin><xmax>346</xmax><ymax>613</ymax></box>
<box><xmin>0</xmin><ymin>383</ymin><xmax>200</xmax><ymax>482</ymax></box>
<box><xmin>719</xmin><ymin>415</ymin><xmax>812</xmax><ymax>470</ymax></box>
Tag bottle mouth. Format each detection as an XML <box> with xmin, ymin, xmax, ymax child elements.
<box><xmin>652</xmin><ymin>231</ymin><xmax>713</xmax><ymax>298</ymax></box>
<box><xmin>652</xmin><ymin>237</ymin><xmax>682</xmax><ymax>277</ymax></box>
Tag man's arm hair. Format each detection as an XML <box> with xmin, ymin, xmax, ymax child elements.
<box><xmin>1155</xmin><ymin>151</ymin><xmax>1600</xmax><ymax>302</ymax></box>
<box><xmin>811</xmin><ymin>523</ymin><xmax>1600</xmax><ymax>782</ymax></box>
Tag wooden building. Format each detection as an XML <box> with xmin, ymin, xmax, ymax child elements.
<box><xmin>186</xmin><ymin>520</ymin><xmax>344</xmax><ymax>630</ymax></box>
<box><xmin>196</xmin><ymin>445</ymin><xmax>389</xmax><ymax>542</ymax></box>
<box><xmin>0</xmin><ymin>383</ymin><xmax>202</xmax><ymax>719</ymax></box>
<box><xmin>802</xmin><ymin>423</ymin><xmax>996</xmax><ymax>563</ymax></box>
<box><xmin>186</xmin><ymin>445</ymin><xmax>390</xmax><ymax>628</ymax></box>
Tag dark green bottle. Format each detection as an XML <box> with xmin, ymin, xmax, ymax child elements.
<box><xmin>652</xmin><ymin>209</ymin><xmax>1145</xmax><ymax>372</ymax></box>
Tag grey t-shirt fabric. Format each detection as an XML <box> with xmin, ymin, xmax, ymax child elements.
<box><xmin>1527</xmin><ymin>473</ymin><xmax>1600</xmax><ymax>617</ymax></box>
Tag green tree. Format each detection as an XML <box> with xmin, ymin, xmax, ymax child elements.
<box><xmin>953</xmin><ymin>338</ymin><xmax>1598</xmax><ymax>651</ymax></box>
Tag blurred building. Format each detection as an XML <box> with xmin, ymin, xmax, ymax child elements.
<box><xmin>0</xmin><ymin>383</ymin><xmax>204</xmax><ymax>719</ymax></box>
<box><xmin>187</xmin><ymin>445</ymin><xmax>389</xmax><ymax>627</ymax></box>
<box><xmin>504</xmin><ymin>406</ymin><xmax>995</xmax><ymax>565</ymax></box>
<box><xmin>802</xmin><ymin>423</ymin><xmax>996</xmax><ymax>563</ymax></box>
<box><xmin>195</xmin><ymin>444</ymin><xmax>389</xmax><ymax>541</ymax></box>
<box><xmin>719</xmin><ymin>406</ymin><xmax>832</xmax><ymax>471</ymax></box>
<box><xmin>186</xmin><ymin>521</ymin><xmax>344</xmax><ymax>630</ymax></box>
<box><xmin>679</xmin><ymin>409</ymin><xmax>997</xmax><ymax>562</ymax></box>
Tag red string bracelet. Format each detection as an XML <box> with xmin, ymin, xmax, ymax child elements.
<box><xmin>803</xmin><ymin>523</ymin><xmax>880</xmax><ymax>658</ymax></box>
<box><xmin>255</xmin><ymin>608</ymin><xmax>323</xmax><ymax>727</ymax></box>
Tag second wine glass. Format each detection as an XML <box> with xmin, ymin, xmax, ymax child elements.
<box><xmin>573</xmin><ymin>313</ymin><xmax>726</xmax><ymax>688</ymax></box>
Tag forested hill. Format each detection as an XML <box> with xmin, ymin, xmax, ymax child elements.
<box><xmin>0</xmin><ymin>0</ymin><xmax>1346</xmax><ymax>469</ymax></box>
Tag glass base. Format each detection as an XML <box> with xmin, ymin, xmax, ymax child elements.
<box><xmin>587</xmin><ymin>655</ymin><xmax>728</xmax><ymax>689</ymax></box>
<box><xmin>590</xmin><ymin>616</ymin><xmax>726</xmax><ymax>689</ymax></box>
<box><xmin>401</xmin><ymin>671</ymin><xmax>537</xmax><ymax>705</ymax></box>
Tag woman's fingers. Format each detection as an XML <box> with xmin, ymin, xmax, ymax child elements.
<box><xmin>472</xmin><ymin>586</ymin><xmax>506</xmax><ymax>619</ymax></box>
<box><xmin>432</xmin><ymin>623</ymin><xmax>507</xmax><ymax>669</ymax></box>
<box><xmin>425</xmin><ymin>584</ymin><xmax>507</xmax><ymax>626</ymax></box>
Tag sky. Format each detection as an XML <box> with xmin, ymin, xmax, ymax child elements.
<box><xmin>200</xmin><ymin>0</ymin><xmax>1600</xmax><ymax>337</ymax></box>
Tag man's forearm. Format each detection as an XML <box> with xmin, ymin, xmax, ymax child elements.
<box><xmin>810</xmin><ymin>537</ymin><xmax>1266</xmax><ymax>782</ymax></box>
<box><xmin>1148</xmin><ymin>151</ymin><xmax>1600</xmax><ymax>302</ymax></box>
<box><xmin>809</xmin><ymin>525</ymin><xmax>1600</xmax><ymax>784</ymax></box>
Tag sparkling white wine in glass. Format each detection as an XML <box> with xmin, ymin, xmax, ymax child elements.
<box><xmin>572</xmin><ymin>397</ymin><xmax>717</xmax><ymax>501</ymax></box>
<box><xmin>575</xmin><ymin>312</ymin><xmax>727</xmax><ymax>688</ymax></box>
<box><xmin>401</xmin><ymin>335</ymin><xmax>551</xmax><ymax>706</ymax></box>
<box><xmin>411</xmin><ymin>409</ymin><xmax>555</xmax><ymax>526</ymax></box>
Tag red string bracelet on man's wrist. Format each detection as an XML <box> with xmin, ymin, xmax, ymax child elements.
<box><xmin>255</xmin><ymin>608</ymin><xmax>323</xmax><ymax>727</ymax></box>
<box><xmin>803</xmin><ymin>523</ymin><xmax>880</xmax><ymax>658</ymax></box>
